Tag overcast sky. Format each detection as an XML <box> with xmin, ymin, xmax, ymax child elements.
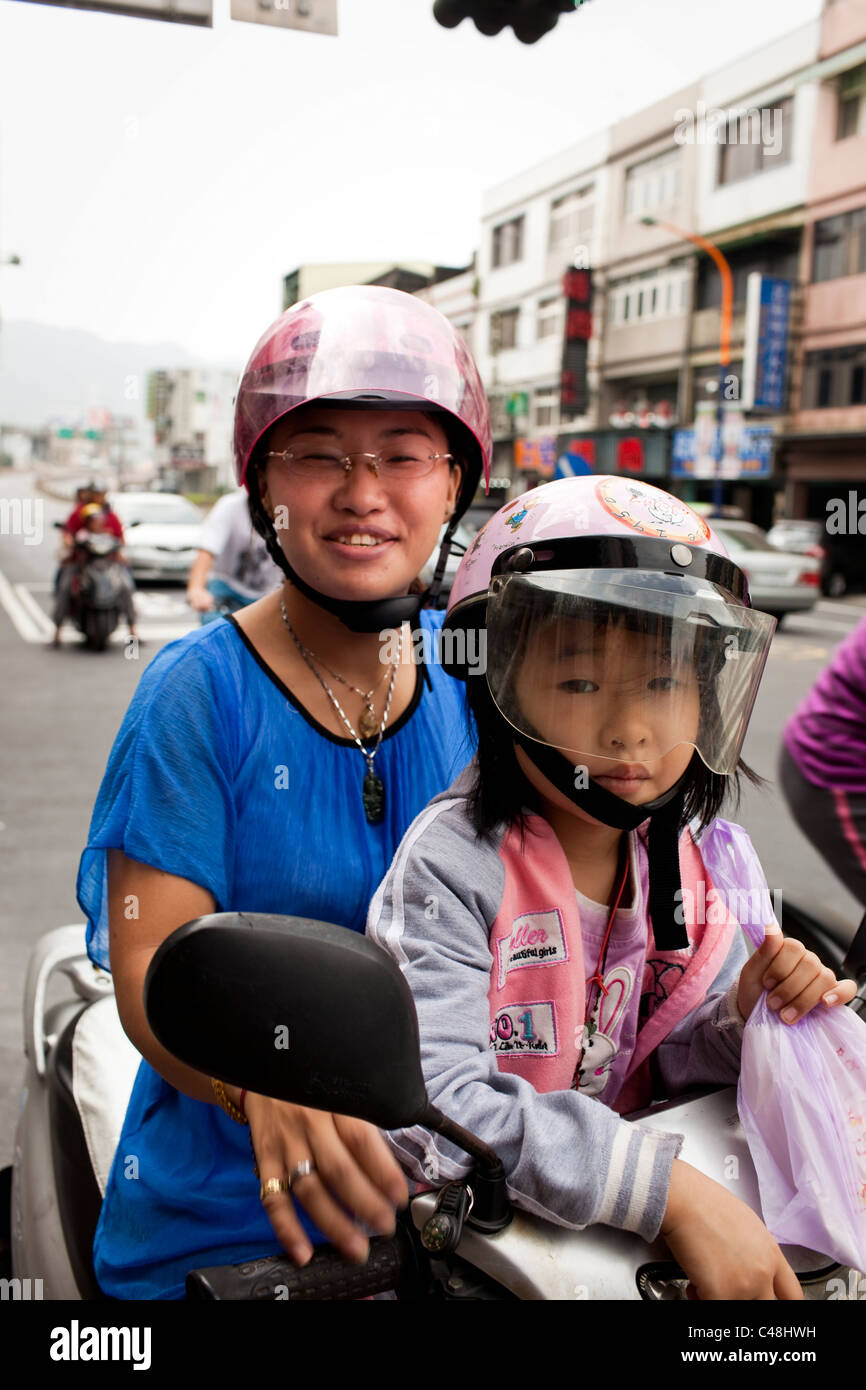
<box><xmin>0</xmin><ymin>0</ymin><xmax>824</xmax><ymax>364</ymax></box>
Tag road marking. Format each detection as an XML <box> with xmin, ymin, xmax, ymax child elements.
<box><xmin>14</xmin><ymin>582</ymin><xmax>54</xmax><ymax>637</ymax></box>
<box><xmin>0</xmin><ymin>569</ymin><xmax>50</xmax><ymax>642</ymax></box>
<box><xmin>0</xmin><ymin>571</ymin><xmax>195</xmax><ymax>645</ymax></box>
<box><xmin>815</xmin><ymin>600</ymin><xmax>866</xmax><ymax>618</ymax></box>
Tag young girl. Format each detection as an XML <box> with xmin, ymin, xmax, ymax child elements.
<box><xmin>367</xmin><ymin>475</ymin><xmax>857</xmax><ymax>1301</ymax></box>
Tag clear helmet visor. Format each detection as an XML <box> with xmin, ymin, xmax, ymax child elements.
<box><xmin>485</xmin><ymin>571</ymin><xmax>776</xmax><ymax>777</ymax></box>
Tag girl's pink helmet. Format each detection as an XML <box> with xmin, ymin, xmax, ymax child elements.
<box><xmin>444</xmin><ymin>475</ymin><xmax>776</xmax><ymax>778</ymax></box>
<box><xmin>447</xmin><ymin>475</ymin><xmax>732</xmax><ymax>614</ymax></box>
<box><xmin>233</xmin><ymin>284</ymin><xmax>491</xmax><ymax>521</ymax></box>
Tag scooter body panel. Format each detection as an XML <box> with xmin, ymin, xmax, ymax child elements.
<box><xmin>12</xmin><ymin>1050</ymin><xmax>83</xmax><ymax>1299</ymax></box>
<box><xmin>411</xmin><ymin>1088</ymin><xmax>849</xmax><ymax>1300</ymax></box>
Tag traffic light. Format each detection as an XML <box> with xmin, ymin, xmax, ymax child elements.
<box><xmin>432</xmin><ymin>1</ymin><xmax>581</xmax><ymax>44</ymax></box>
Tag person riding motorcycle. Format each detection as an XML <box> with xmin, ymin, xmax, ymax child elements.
<box><xmin>367</xmin><ymin>475</ymin><xmax>857</xmax><ymax>1301</ymax></box>
<box><xmin>186</xmin><ymin>487</ymin><xmax>284</xmax><ymax>623</ymax></box>
<box><xmin>74</xmin><ymin>285</ymin><xmax>491</xmax><ymax>1297</ymax></box>
<box><xmin>51</xmin><ymin>504</ymin><xmax>138</xmax><ymax>647</ymax></box>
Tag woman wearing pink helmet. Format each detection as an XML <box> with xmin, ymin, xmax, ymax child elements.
<box><xmin>75</xmin><ymin>286</ymin><xmax>491</xmax><ymax>1298</ymax></box>
<box><xmin>367</xmin><ymin>475</ymin><xmax>855</xmax><ymax>1300</ymax></box>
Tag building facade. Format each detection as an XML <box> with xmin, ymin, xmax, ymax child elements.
<box><xmin>464</xmin><ymin>6</ymin><xmax>866</xmax><ymax>526</ymax></box>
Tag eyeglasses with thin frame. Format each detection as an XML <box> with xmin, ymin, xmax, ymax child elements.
<box><xmin>265</xmin><ymin>446</ymin><xmax>453</xmax><ymax>482</ymax></box>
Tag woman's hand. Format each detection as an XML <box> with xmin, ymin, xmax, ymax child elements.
<box><xmin>737</xmin><ymin>923</ymin><xmax>857</xmax><ymax>1023</ymax></box>
<box><xmin>244</xmin><ymin>1091</ymin><xmax>409</xmax><ymax>1266</ymax></box>
<box><xmin>662</xmin><ymin>1160</ymin><xmax>803</xmax><ymax>1300</ymax></box>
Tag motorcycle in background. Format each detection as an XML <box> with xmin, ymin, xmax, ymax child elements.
<box><xmin>53</xmin><ymin>522</ymin><xmax>134</xmax><ymax>651</ymax></box>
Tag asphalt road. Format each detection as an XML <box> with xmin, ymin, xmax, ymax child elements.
<box><xmin>0</xmin><ymin>467</ymin><xmax>864</xmax><ymax>1166</ymax></box>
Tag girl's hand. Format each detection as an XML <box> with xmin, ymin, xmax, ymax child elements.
<box><xmin>244</xmin><ymin>1092</ymin><xmax>409</xmax><ymax>1267</ymax></box>
<box><xmin>737</xmin><ymin>923</ymin><xmax>857</xmax><ymax>1023</ymax></box>
<box><xmin>662</xmin><ymin>1161</ymin><xmax>803</xmax><ymax>1300</ymax></box>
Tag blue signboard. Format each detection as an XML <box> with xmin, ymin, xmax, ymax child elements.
<box><xmin>671</xmin><ymin>429</ymin><xmax>696</xmax><ymax>476</ymax></box>
<box><xmin>752</xmin><ymin>277</ymin><xmax>790</xmax><ymax>412</ymax></box>
<box><xmin>670</xmin><ymin>425</ymin><xmax>774</xmax><ymax>479</ymax></box>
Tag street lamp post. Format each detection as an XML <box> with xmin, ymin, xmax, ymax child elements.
<box><xmin>641</xmin><ymin>217</ymin><xmax>733</xmax><ymax>512</ymax></box>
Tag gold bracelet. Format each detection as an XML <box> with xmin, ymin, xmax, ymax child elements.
<box><xmin>211</xmin><ymin>1077</ymin><xmax>248</xmax><ymax>1125</ymax></box>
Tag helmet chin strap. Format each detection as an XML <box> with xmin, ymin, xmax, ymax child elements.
<box><xmin>278</xmin><ymin>554</ymin><xmax>425</xmax><ymax>633</ymax></box>
<box><xmin>511</xmin><ymin>731</ymin><xmax>690</xmax><ymax>951</ymax></box>
<box><xmin>257</xmin><ymin>493</ymin><xmax>457</xmax><ymax>634</ymax></box>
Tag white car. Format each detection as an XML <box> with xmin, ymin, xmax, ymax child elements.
<box><xmin>711</xmin><ymin>519</ymin><xmax>821</xmax><ymax>623</ymax></box>
<box><xmin>108</xmin><ymin>492</ymin><xmax>203</xmax><ymax>582</ymax></box>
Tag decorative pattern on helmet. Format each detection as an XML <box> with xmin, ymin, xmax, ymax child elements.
<box><xmin>595</xmin><ymin>478</ymin><xmax>711</xmax><ymax>544</ymax></box>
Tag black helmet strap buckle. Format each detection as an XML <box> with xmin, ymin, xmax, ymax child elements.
<box><xmin>511</xmin><ymin>730</ymin><xmax>690</xmax><ymax>951</ymax></box>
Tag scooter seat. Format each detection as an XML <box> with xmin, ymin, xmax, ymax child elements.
<box><xmin>48</xmin><ymin>995</ymin><xmax>140</xmax><ymax>1299</ymax></box>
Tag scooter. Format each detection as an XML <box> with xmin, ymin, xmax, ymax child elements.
<box><xmin>54</xmin><ymin>526</ymin><xmax>133</xmax><ymax>651</ymax></box>
<box><xmin>3</xmin><ymin>900</ymin><xmax>865</xmax><ymax>1302</ymax></box>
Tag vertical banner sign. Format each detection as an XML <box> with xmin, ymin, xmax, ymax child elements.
<box><xmin>741</xmin><ymin>274</ymin><xmax>790</xmax><ymax>411</ymax></box>
<box><xmin>560</xmin><ymin>268</ymin><xmax>593</xmax><ymax>416</ymax></box>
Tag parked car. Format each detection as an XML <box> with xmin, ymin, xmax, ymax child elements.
<box><xmin>711</xmin><ymin>518</ymin><xmax>821</xmax><ymax>624</ymax></box>
<box><xmin>766</xmin><ymin>518</ymin><xmax>866</xmax><ymax>598</ymax></box>
<box><xmin>108</xmin><ymin>492</ymin><xmax>203</xmax><ymax>582</ymax></box>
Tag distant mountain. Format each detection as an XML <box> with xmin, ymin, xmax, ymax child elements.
<box><xmin>0</xmin><ymin>320</ymin><xmax>235</xmax><ymax>430</ymax></box>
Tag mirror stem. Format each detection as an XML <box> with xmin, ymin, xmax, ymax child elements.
<box><xmin>421</xmin><ymin>1103</ymin><xmax>512</xmax><ymax>1233</ymax></box>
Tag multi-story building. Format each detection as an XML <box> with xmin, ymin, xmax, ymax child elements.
<box><xmin>475</xmin><ymin>131</ymin><xmax>610</xmax><ymax>479</ymax></box>
<box><xmin>468</xmin><ymin>11</ymin><xmax>866</xmax><ymax>523</ymax></box>
<box><xmin>412</xmin><ymin>260</ymin><xmax>478</xmax><ymax>358</ymax></box>
<box><xmin>146</xmin><ymin>367</ymin><xmax>239</xmax><ymax>491</ymax></box>
<box><xmin>779</xmin><ymin>0</ymin><xmax>866</xmax><ymax>519</ymax></box>
<box><xmin>282</xmin><ymin>261</ymin><xmax>467</xmax><ymax>311</ymax></box>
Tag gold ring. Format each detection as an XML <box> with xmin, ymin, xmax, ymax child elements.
<box><xmin>259</xmin><ymin>1177</ymin><xmax>289</xmax><ymax>1202</ymax></box>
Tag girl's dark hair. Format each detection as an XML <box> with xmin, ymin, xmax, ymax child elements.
<box><xmin>462</xmin><ymin>656</ymin><xmax>763</xmax><ymax>845</ymax></box>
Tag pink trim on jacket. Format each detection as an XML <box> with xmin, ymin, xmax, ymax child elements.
<box><xmin>487</xmin><ymin>815</ymin><xmax>737</xmax><ymax>1112</ymax></box>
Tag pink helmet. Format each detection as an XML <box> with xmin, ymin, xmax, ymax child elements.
<box><xmin>233</xmin><ymin>284</ymin><xmax>491</xmax><ymax>520</ymax></box>
<box><xmin>448</xmin><ymin>475</ymin><xmax>732</xmax><ymax>613</ymax></box>
<box><xmin>444</xmin><ymin>475</ymin><xmax>776</xmax><ymax>777</ymax></box>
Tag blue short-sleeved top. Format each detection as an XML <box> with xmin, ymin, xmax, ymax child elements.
<box><xmin>76</xmin><ymin>608</ymin><xmax>474</xmax><ymax>1300</ymax></box>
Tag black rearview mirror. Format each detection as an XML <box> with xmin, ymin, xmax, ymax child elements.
<box><xmin>144</xmin><ymin>913</ymin><xmax>431</xmax><ymax>1130</ymax></box>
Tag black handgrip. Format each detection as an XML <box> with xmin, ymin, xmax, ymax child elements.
<box><xmin>186</xmin><ymin>1223</ymin><xmax>423</xmax><ymax>1301</ymax></box>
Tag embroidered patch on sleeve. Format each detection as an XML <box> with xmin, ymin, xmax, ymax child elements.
<box><xmin>496</xmin><ymin>909</ymin><xmax>567</xmax><ymax>989</ymax></box>
<box><xmin>489</xmin><ymin>1002</ymin><xmax>558</xmax><ymax>1057</ymax></box>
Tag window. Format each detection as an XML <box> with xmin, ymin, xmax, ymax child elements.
<box><xmin>836</xmin><ymin>64</ymin><xmax>866</xmax><ymax>141</ymax></box>
<box><xmin>801</xmin><ymin>344</ymin><xmax>866</xmax><ymax>409</ymax></box>
<box><xmin>717</xmin><ymin>97</ymin><xmax>793</xmax><ymax>185</ymax></box>
<box><xmin>624</xmin><ymin>149</ymin><xmax>682</xmax><ymax>221</ymax></box>
<box><xmin>489</xmin><ymin>308</ymin><xmax>520</xmax><ymax>353</ymax></box>
<box><xmin>609</xmin><ymin>264</ymin><xmax>690</xmax><ymax>326</ymax></box>
<box><xmin>548</xmin><ymin>187</ymin><xmax>595</xmax><ymax>250</ymax></box>
<box><xmin>491</xmin><ymin>216</ymin><xmax>525</xmax><ymax>269</ymax></box>
<box><xmin>813</xmin><ymin>207</ymin><xmax>866</xmax><ymax>282</ymax></box>
<box><xmin>694</xmin><ymin>240</ymin><xmax>798</xmax><ymax>310</ymax></box>
<box><xmin>488</xmin><ymin>394</ymin><xmax>511</xmax><ymax>436</ymax></box>
<box><xmin>534</xmin><ymin>387</ymin><xmax>558</xmax><ymax>428</ymax></box>
<box><xmin>537</xmin><ymin>296</ymin><xmax>562</xmax><ymax>340</ymax></box>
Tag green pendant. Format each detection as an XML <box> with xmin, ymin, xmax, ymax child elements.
<box><xmin>362</xmin><ymin>770</ymin><xmax>385</xmax><ymax>825</ymax></box>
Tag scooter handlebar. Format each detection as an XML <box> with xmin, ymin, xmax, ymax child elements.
<box><xmin>185</xmin><ymin>1219</ymin><xmax>425</xmax><ymax>1301</ymax></box>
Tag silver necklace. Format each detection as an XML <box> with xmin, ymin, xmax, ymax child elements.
<box><xmin>280</xmin><ymin>597</ymin><xmax>402</xmax><ymax>825</ymax></box>
<box><xmin>284</xmin><ymin>628</ymin><xmax>389</xmax><ymax>740</ymax></box>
